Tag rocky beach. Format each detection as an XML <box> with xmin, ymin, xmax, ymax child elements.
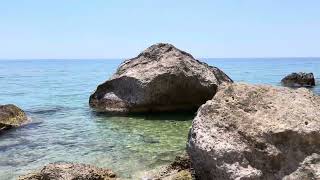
<box><xmin>2</xmin><ymin>1</ymin><xmax>320</xmax><ymax>179</ymax></box>
<box><xmin>1</xmin><ymin>44</ymin><xmax>319</xmax><ymax>180</ymax></box>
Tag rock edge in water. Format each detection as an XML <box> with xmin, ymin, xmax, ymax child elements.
<box><xmin>151</xmin><ymin>153</ymin><xmax>192</xmax><ymax>180</ymax></box>
<box><xmin>0</xmin><ymin>104</ymin><xmax>27</xmax><ymax>131</ymax></box>
<box><xmin>19</xmin><ymin>162</ymin><xmax>118</xmax><ymax>180</ymax></box>
<box><xmin>188</xmin><ymin>83</ymin><xmax>320</xmax><ymax>179</ymax></box>
<box><xmin>281</xmin><ymin>72</ymin><xmax>315</xmax><ymax>87</ymax></box>
<box><xmin>89</xmin><ymin>43</ymin><xmax>232</xmax><ymax>114</ymax></box>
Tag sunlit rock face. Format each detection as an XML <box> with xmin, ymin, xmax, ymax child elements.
<box><xmin>89</xmin><ymin>43</ymin><xmax>232</xmax><ymax>114</ymax></box>
<box><xmin>188</xmin><ymin>83</ymin><xmax>320</xmax><ymax>180</ymax></box>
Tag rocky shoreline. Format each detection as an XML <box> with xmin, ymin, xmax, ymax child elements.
<box><xmin>2</xmin><ymin>43</ymin><xmax>319</xmax><ymax>179</ymax></box>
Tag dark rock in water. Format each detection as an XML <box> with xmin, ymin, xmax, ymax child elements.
<box><xmin>138</xmin><ymin>134</ymin><xmax>160</xmax><ymax>144</ymax></box>
<box><xmin>0</xmin><ymin>104</ymin><xmax>27</xmax><ymax>131</ymax></box>
<box><xmin>151</xmin><ymin>153</ymin><xmax>193</xmax><ymax>180</ymax></box>
<box><xmin>89</xmin><ymin>43</ymin><xmax>233</xmax><ymax>114</ymax></box>
<box><xmin>281</xmin><ymin>72</ymin><xmax>315</xmax><ymax>87</ymax></box>
<box><xmin>19</xmin><ymin>162</ymin><xmax>118</xmax><ymax>180</ymax></box>
<box><xmin>187</xmin><ymin>83</ymin><xmax>320</xmax><ymax>180</ymax></box>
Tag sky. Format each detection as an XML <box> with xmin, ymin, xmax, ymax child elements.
<box><xmin>0</xmin><ymin>0</ymin><xmax>319</xmax><ymax>59</ymax></box>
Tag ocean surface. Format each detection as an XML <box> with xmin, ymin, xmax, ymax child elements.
<box><xmin>0</xmin><ymin>58</ymin><xmax>319</xmax><ymax>179</ymax></box>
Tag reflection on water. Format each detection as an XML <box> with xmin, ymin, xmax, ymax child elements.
<box><xmin>0</xmin><ymin>59</ymin><xmax>319</xmax><ymax>179</ymax></box>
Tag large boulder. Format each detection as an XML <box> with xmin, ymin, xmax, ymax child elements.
<box><xmin>0</xmin><ymin>104</ymin><xmax>27</xmax><ymax>131</ymax></box>
<box><xmin>281</xmin><ymin>72</ymin><xmax>315</xmax><ymax>87</ymax></box>
<box><xmin>19</xmin><ymin>162</ymin><xmax>118</xmax><ymax>180</ymax></box>
<box><xmin>187</xmin><ymin>83</ymin><xmax>320</xmax><ymax>180</ymax></box>
<box><xmin>89</xmin><ymin>43</ymin><xmax>232</xmax><ymax>114</ymax></box>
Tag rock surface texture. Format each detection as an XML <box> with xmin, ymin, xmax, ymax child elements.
<box><xmin>19</xmin><ymin>162</ymin><xmax>118</xmax><ymax>180</ymax></box>
<box><xmin>187</xmin><ymin>83</ymin><xmax>320</xmax><ymax>180</ymax></box>
<box><xmin>281</xmin><ymin>72</ymin><xmax>315</xmax><ymax>87</ymax></box>
<box><xmin>89</xmin><ymin>43</ymin><xmax>232</xmax><ymax>114</ymax></box>
<box><xmin>0</xmin><ymin>104</ymin><xmax>27</xmax><ymax>131</ymax></box>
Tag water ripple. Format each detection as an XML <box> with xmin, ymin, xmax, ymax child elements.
<box><xmin>26</xmin><ymin>106</ymin><xmax>74</xmax><ymax>115</ymax></box>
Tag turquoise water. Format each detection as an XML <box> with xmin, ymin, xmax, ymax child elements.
<box><xmin>0</xmin><ymin>58</ymin><xmax>319</xmax><ymax>179</ymax></box>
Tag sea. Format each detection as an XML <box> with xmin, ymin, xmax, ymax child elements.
<box><xmin>0</xmin><ymin>58</ymin><xmax>319</xmax><ymax>179</ymax></box>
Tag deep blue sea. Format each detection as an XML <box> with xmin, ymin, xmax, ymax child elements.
<box><xmin>0</xmin><ymin>58</ymin><xmax>319</xmax><ymax>179</ymax></box>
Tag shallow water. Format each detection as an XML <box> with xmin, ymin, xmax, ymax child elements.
<box><xmin>0</xmin><ymin>58</ymin><xmax>319</xmax><ymax>179</ymax></box>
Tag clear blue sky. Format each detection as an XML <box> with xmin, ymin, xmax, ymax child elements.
<box><xmin>1</xmin><ymin>0</ymin><xmax>319</xmax><ymax>59</ymax></box>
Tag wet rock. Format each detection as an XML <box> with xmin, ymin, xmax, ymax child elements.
<box><xmin>151</xmin><ymin>153</ymin><xmax>193</xmax><ymax>180</ymax></box>
<box><xmin>281</xmin><ymin>72</ymin><xmax>315</xmax><ymax>87</ymax></box>
<box><xmin>19</xmin><ymin>162</ymin><xmax>118</xmax><ymax>180</ymax></box>
<box><xmin>187</xmin><ymin>83</ymin><xmax>320</xmax><ymax>180</ymax></box>
<box><xmin>0</xmin><ymin>104</ymin><xmax>27</xmax><ymax>131</ymax></box>
<box><xmin>89</xmin><ymin>43</ymin><xmax>232</xmax><ymax>114</ymax></box>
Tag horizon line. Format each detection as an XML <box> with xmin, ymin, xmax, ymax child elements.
<box><xmin>1</xmin><ymin>57</ymin><xmax>320</xmax><ymax>61</ymax></box>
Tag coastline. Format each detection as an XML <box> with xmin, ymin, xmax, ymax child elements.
<box><xmin>0</xmin><ymin>57</ymin><xmax>319</xmax><ymax>179</ymax></box>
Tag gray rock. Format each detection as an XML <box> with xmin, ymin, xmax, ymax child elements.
<box><xmin>19</xmin><ymin>162</ymin><xmax>118</xmax><ymax>180</ymax></box>
<box><xmin>89</xmin><ymin>43</ymin><xmax>232</xmax><ymax>114</ymax></box>
<box><xmin>187</xmin><ymin>83</ymin><xmax>320</xmax><ymax>180</ymax></box>
<box><xmin>283</xmin><ymin>153</ymin><xmax>320</xmax><ymax>180</ymax></box>
<box><xmin>0</xmin><ymin>104</ymin><xmax>27</xmax><ymax>131</ymax></box>
<box><xmin>281</xmin><ymin>72</ymin><xmax>315</xmax><ymax>87</ymax></box>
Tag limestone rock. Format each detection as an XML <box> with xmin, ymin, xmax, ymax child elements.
<box><xmin>283</xmin><ymin>153</ymin><xmax>320</xmax><ymax>180</ymax></box>
<box><xmin>187</xmin><ymin>83</ymin><xmax>320</xmax><ymax>180</ymax></box>
<box><xmin>89</xmin><ymin>43</ymin><xmax>232</xmax><ymax>114</ymax></box>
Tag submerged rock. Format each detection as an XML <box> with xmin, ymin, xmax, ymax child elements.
<box><xmin>89</xmin><ymin>43</ymin><xmax>232</xmax><ymax>114</ymax></box>
<box><xmin>19</xmin><ymin>162</ymin><xmax>118</xmax><ymax>180</ymax></box>
<box><xmin>0</xmin><ymin>104</ymin><xmax>27</xmax><ymax>131</ymax></box>
<box><xmin>281</xmin><ymin>72</ymin><xmax>315</xmax><ymax>87</ymax></box>
<box><xmin>187</xmin><ymin>83</ymin><xmax>320</xmax><ymax>180</ymax></box>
